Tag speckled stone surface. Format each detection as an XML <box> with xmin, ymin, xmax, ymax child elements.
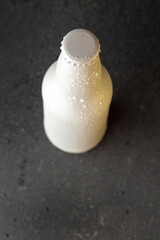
<box><xmin>0</xmin><ymin>0</ymin><xmax>160</xmax><ymax>239</ymax></box>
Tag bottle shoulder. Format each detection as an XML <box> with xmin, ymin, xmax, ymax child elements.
<box><xmin>42</xmin><ymin>62</ymin><xmax>113</xmax><ymax>99</ymax></box>
<box><xmin>42</xmin><ymin>62</ymin><xmax>113</xmax><ymax>123</ymax></box>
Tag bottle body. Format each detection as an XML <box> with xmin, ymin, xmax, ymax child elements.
<box><xmin>42</xmin><ymin>60</ymin><xmax>113</xmax><ymax>153</ymax></box>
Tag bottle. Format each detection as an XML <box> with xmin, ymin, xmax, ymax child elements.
<box><xmin>42</xmin><ymin>29</ymin><xmax>113</xmax><ymax>153</ymax></box>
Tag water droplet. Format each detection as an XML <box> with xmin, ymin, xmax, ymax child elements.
<box><xmin>99</xmin><ymin>101</ymin><xmax>102</xmax><ymax>105</ymax></box>
<box><xmin>95</xmin><ymin>73</ymin><xmax>98</xmax><ymax>76</ymax></box>
<box><xmin>83</xmin><ymin>104</ymin><xmax>86</xmax><ymax>109</ymax></box>
<box><xmin>80</xmin><ymin>98</ymin><xmax>84</xmax><ymax>103</ymax></box>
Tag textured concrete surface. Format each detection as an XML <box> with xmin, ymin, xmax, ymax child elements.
<box><xmin>0</xmin><ymin>0</ymin><xmax>160</xmax><ymax>239</ymax></box>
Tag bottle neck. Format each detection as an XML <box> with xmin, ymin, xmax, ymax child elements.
<box><xmin>55</xmin><ymin>51</ymin><xmax>102</xmax><ymax>97</ymax></box>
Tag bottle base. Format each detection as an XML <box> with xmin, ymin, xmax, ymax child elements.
<box><xmin>43</xmin><ymin>121</ymin><xmax>107</xmax><ymax>154</ymax></box>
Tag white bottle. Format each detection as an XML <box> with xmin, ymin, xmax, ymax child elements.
<box><xmin>42</xmin><ymin>29</ymin><xmax>113</xmax><ymax>153</ymax></box>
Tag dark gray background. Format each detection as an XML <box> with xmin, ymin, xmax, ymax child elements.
<box><xmin>0</xmin><ymin>0</ymin><xmax>160</xmax><ymax>239</ymax></box>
